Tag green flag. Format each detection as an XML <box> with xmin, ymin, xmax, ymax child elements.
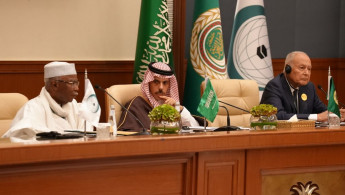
<box><xmin>197</xmin><ymin>79</ymin><xmax>219</xmax><ymax>122</ymax></box>
<box><xmin>227</xmin><ymin>0</ymin><xmax>273</xmax><ymax>96</ymax></box>
<box><xmin>132</xmin><ymin>0</ymin><xmax>174</xmax><ymax>84</ymax></box>
<box><xmin>328</xmin><ymin>77</ymin><xmax>340</xmax><ymax>117</ymax></box>
<box><xmin>183</xmin><ymin>0</ymin><xmax>227</xmax><ymax>115</ymax></box>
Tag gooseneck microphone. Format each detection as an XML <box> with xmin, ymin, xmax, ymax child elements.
<box><xmin>218</xmin><ymin>100</ymin><xmax>250</xmax><ymax>113</ymax></box>
<box><xmin>318</xmin><ymin>84</ymin><xmax>345</xmax><ymax>107</ymax></box>
<box><xmin>94</xmin><ymin>85</ymin><xmax>149</xmax><ymax>135</ymax></box>
<box><xmin>317</xmin><ymin>84</ymin><xmax>327</xmax><ymax>97</ymax></box>
<box><xmin>220</xmin><ymin>106</ymin><xmax>230</xmax><ymax>127</ymax></box>
<box><xmin>214</xmin><ymin>106</ymin><xmax>239</xmax><ymax>131</ymax></box>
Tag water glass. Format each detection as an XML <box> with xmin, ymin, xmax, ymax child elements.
<box><xmin>97</xmin><ymin>123</ymin><xmax>111</xmax><ymax>139</ymax></box>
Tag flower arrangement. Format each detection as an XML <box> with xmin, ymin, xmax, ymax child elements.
<box><xmin>250</xmin><ymin>104</ymin><xmax>278</xmax><ymax>130</ymax></box>
<box><xmin>250</xmin><ymin>104</ymin><xmax>277</xmax><ymax>117</ymax></box>
<box><xmin>148</xmin><ymin>104</ymin><xmax>181</xmax><ymax>134</ymax></box>
<box><xmin>148</xmin><ymin>104</ymin><xmax>180</xmax><ymax>122</ymax></box>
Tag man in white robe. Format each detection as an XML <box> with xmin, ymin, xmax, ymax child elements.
<box><xmin>2</xmin><ymin>62</ymin><xmax>84</xmax><ymax>140</ymax></box>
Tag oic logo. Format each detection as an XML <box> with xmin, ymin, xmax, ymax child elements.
<box><xmin>86</xmin><ymin>94</ymin><xmax>100</xmax><ymax>113</ymax></box>
<box><xmin>190</xmin><ymin>8</ymin><xmax>227</xmax><ymax>79</ymax></box>
<box><xmin>231</xmin><ymin>14</ymin><xmax>273</xmax><ymax>89</ymax></box>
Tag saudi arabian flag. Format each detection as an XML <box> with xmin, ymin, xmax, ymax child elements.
<box><xmin>132</xmin><ymin>0</ymin><xmax>174</xmax><ymax>84</ymax></box>
<box><xmin>197</xmin><ymin>79</ymin><xmax>219</xmax><ymax>122</ymax></box>
<box><xmin>227</xmin><ymin>0</ymin><xmax>273</xmax><ymax>97</ymax></box>
<box><xmin>328</xmin><ymin>77</ymin><xmax>340</xmax><ymax>117</ymax></box>
<box><xmin>183</xmin><ymin>0</ymin><xmax>227</xmax><ymax>115</ymax></box>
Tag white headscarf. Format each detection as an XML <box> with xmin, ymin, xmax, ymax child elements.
<box><xmin>141</xmin><ymin>62</ymin><xmax>179</xmax><ymax>108</ymax></box>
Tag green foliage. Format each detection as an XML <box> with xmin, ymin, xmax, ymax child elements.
<box><xmin>250</xmin><ymin>104</ymin><xmax>277</xmax><ymax>117</ymax></box>
<box><xmin>148</xmin><ymin>104</ymin><xmax>181</xmax><ymax>122</ymax></box>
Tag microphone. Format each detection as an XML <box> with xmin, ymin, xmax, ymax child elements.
<box><xmin>317</xmin><ymin>84</ymin><xmax>327</xmax><ymax>97</ymax></box>
<box><xmin>220</xmin><ymin>106</ymin><xmax>230</xmax><ymax>127</ymax></box>
<box><xmin>94</xmin><ymin>85</ymin><xmax>150</xmax><ymax>135</ymax></box>
<box><xmin>318</xmin><ymin>84</ymin><xmax>345</xmax><ymax>107</ymax></box>
<box><xmin>214</xmin><ymin>106</ymin><xmax>239</xmax><ymax>131</ymax></box>
<box><xmin>218</xmin><ymin>100</ymin><xmax>250</xmax><ymax>113</ymax></box>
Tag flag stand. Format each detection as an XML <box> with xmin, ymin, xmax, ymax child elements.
<box><xmin>84</xmin><ymin>69</ymin><xmax>87</xmax><ymax>137</ymax></box>
<box><xmin>327</xmin><ymin>66</ymin><xmax>330</xmax><ymax>127</ymax></box>
<box><xmin>203</xmin><ymin>117</ymin><xmax>206</xmax><ymax>132</ymax></box>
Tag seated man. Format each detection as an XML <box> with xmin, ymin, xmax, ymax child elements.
<box><xmin>118</xmin><ymin>62</ymin><xmax>203</xmax><ymax>132</ymax></box>
<box><xmin>261</xmin><ymin>51</ymin><xmax>344</xmax><ymax>121</ymax></box>
<box><xmin>2</xmin><ymin>62</ymin><xmax>85</xmax><ymax>140</ymax></box>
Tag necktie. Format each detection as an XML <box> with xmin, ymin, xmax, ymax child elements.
<box><xmin>293</xmin><ymin>89</ymin><xmax>299</xmax><ymax>113</ymax></box>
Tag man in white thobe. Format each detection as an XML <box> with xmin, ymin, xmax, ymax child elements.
<box><xmin>2</xmin><ymin>62</ymin><xmax>85</xmax><ymax>140</ymax></box>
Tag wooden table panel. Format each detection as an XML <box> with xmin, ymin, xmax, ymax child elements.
<box><xmin>1</xmin><ymin>127</ymin><xmax>345</xmax><ymax>194</ymax></box>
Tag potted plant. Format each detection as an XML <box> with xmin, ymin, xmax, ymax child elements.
<box><xmin>148</xmin><ymin>104</ymin><xmax>181</xmax><ymax>134</ymax></box>
<box><xmin>250</xmin><ymin>104</ymin><xmax>278</xmax><ymax>130</ymax></box>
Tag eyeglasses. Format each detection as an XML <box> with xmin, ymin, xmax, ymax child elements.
<box><xmin>56</xmin><ymin>80</ymin><xmax>80</xmax><ymax>86</ymax></box>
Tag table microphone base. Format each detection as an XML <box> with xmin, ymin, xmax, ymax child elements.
<box><xmin>214</xmin><ymin>126</ymin><xmax>239</xmax><ymax>131</ymax></box>
<box><xmin>132</xmin><ymin>130</ymin><xmax>150</xmax><ymax>135</ymax></box>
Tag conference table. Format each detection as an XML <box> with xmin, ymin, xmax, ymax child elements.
<box><xmin>1</xmin><ymin>126</ymin><xmax>345</xmax><ymax>195</ymax></box>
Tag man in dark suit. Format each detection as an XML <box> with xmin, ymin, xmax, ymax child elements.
<box><xmin>261</xmin><ymin>51</ymin><xmax>329</xmax><ymax>121</ymax></box>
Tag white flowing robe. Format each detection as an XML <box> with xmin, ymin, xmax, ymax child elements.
<box><xmin>2</xmin><ymin>87</ymin><xmax>84</xmax><ymax>140</ymax></box>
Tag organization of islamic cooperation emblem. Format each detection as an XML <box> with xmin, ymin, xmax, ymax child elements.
<box><xmin>86</xmin><ymin>94</ymin><xmax>100</xmax><ymax>113</ymax></box>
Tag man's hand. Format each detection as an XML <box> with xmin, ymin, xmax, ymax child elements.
<box><xmin>159</xmin><ymin>96</ymin><xmax>183</xmax><ymax>111</ymax></box>
<box><xmin>341</xmin><ymin>109</ymin><xmax>345</xmax><ymax>122</ymax></box>
<box><xmin>159</xmin><ymin>96</ymin><xmax>176</xmax><ymax>106</ymax></box>
<box><xmin>317</xmin><ymin>110</ymin><xmax>328</xmax><ymax>122</ymax></box>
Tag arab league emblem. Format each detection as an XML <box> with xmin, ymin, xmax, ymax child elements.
<box><xmin>190</xmin><ymin>8</ymin><xmax>227</xmax><ymax>79</ymax></box>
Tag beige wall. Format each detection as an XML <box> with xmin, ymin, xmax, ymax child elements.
<box><xmin>0</xmin><ymin>0</ymin><xmax>140</xmax><ymax>60</ymax></box>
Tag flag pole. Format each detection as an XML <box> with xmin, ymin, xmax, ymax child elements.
<box><xmin>327</xmin><ymin>66</ymin><xmax>331</xmax><ymax>126</ymax></box>
<box><xmin>203</xmin><ymin>75</ymin><xmax>208</xmax><ymax>131</ymax></box>
<box><xmin>84</xmin><ymin>69</ymin><xmax>87</xmax><ymax>137</ymax></box>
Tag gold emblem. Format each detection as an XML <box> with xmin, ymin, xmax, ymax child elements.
<box><xmin>301</xmin><ymin>93</ymin><xmax>307</xmax><ymax>101</ymax></box>
<box><xmin>334</xmin><ymin>91</ymin><xmax>339</xmax><ymax>104</ymax></box>
<box><xmin>190</xmin><ymin>8</ymin><xmax>227</xmax><ymax>79</ymax></box>
<box><xmin>290</xmin><ymin>181</ymin><xmax>319</xmax><ymax>195</ymax></box>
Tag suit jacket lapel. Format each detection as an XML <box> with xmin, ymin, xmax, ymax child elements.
<box><xmin>280</xmin><ymin>74</ymin><xmax>297</xmax><ymax>113</ymax></box>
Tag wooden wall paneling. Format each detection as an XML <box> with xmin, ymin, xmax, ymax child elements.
<box><xmin>197</xmin><ymin>150</ymin><xmax>245</xmax><ymax>195</ymax></box>
<box><xmin>335</xmin><ymin>59</ymin><xmax>345</xmax><ymax>108</ymax></box>
<box><xmin>245</xmin><ymin>145</ymin><xmax>345</xmax><ymax>194</ymax></box>
<box><xmin>0</xmin><ymin>153</ymin><xmax>195</xmax><ymax>195</ymax></box>
<box><xmin>173</xmin><ymin>0</ymin><xmax>186</xmax><ymax>100</ymax></box>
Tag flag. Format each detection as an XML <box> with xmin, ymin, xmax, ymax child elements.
<box><xmin>197</xmin><ymin>78</ymin><xmax>219</xmax><ymax>122</ymax></box>
<box><xmin>79</xmin><ymin>78</ymin><xmax>101</xmax><ymax>127</ymax></box>
<box><xmin>227</xmin><ymin>0</ymin><xmax>273</xmax><ymax>97</ymax></box>
<box><xmin>328</xmin><ymin>76</ymin><xmax>340</xmax><ymax>117</ymax></box>
<box><xmin>132</xmin><ymin>0</ymin><xmax>174</xmax><ymax>84</ymax></box>
<box><xmin>183</xmin><ymin>0</ymin><xmax>227</xmax><ymax>115</ymax></box>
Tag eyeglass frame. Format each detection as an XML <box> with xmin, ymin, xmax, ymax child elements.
<box><xmin>55</xmin><ymin>79</ymin><xmax>80</xmax><ymax>86</ymax></box>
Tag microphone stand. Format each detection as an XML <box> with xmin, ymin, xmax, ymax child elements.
<box><xmin>318</xmin><ymin>85</ymin><xmax>345</xmax><ymax>108</ymax></box>
<box><xmin>214</xmin><ymin>106</ymin><xmax>239</xmax><ymax>131</ymax></box>
<box><xmin>218</xmin><ymin>100</ymin><xmax>250</xmax><ymax>113</ymax></box>
<box><xmin>95</xmin><ymin>85</ymin><xmax>150</xmax><ymax>135</ymax></box>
